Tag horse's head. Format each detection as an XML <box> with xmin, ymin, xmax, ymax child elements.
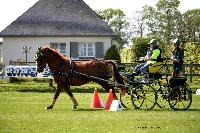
<box><xmin>35</xmin><ymin>47</ymin><xmax>47</xmax><ymax>73</ymax></box>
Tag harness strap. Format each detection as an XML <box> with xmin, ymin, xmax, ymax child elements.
<box><xmin>69</xmin><ymin>58</ymin><xmax>75</xmax><ymax>76</ymax></box>
<box><xmin>51</xmin><ymin>59</ymin><xmax>75</xmax><ymax>76</ymax></box>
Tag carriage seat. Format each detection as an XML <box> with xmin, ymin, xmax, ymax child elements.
<box><xmin>148</xmin><ymin>62</ymin><xmax>164</xmax><ymax>79</ymax></box>
<box><xmin>169</xmin><ymin>76</ymin><xmax>187</xmax><ymax>87</ymax></box>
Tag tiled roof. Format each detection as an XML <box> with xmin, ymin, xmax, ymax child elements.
<box><xmin>0</xmin><ymin>0</ymin><xmax>115</xmax><ymax>37</ymax></box>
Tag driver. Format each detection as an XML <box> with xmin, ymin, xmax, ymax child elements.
<box><xmin>129</xmin><ymin>39</ymin><xmax>162</xmax><ymax>77</ymax></box>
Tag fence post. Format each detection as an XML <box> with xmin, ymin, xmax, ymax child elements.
<box><xmin>189</xmin><ymin>61</ymin><xmax>193</xmax><ymax>83</ymax></box>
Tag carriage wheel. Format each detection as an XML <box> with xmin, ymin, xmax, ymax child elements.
<box><xmin>156</xmin><ymin>85</ymin><xmax>170</xmax><ymax>109</ymax></box>
<box><xmin>131</xmin><ymin>84</ymin><xmax>157</xmax><ymax>110</ymax></box>
<box><xmin>131</xmin><ymin>85</ymin><xmax>145</xmax><ymax>109</ymax></box>
<box><xmin>119</xmin><ymin>76</ymin><xmax>140</xmax><ymax>109</ymax></box>
<box><xmin>119</xmin><ymin>84</ymin><xmax>144</xmax><ymax>109</ymax></box>
<box><xmin>168</xmin><ymin>84</ymin><xmax>192</xmax><ymax>111</ymax></box>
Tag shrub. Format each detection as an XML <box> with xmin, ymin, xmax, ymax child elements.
<box><xmin>104</xmin><ymin>45</ymin><xmax>121</xmax><ymax>61</ymax></box>
<box><xmin>8</xmin><ymin>77</ymin><xmax>50</xmax><ymax>83</ymax></box>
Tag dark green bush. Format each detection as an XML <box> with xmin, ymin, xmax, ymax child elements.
<box><xmin>8</xmin><ymin>77</ymin><xmax>50</xmax><ymax>83</ymax></box>
<box><xmin>104</xmin><ymin>45</ymin><xmax>121</xmax><ymax>61</ymax></box>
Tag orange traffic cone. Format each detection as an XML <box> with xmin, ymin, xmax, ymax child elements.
<box><xmin>104</xmin><ymin>89</ymin><xmax>114</xmax><ymax>110</ymax></box>
<box><xmin>90</xmin><ymin>88</ymin><xmax>104</xmax><ymax>108</ymax></box>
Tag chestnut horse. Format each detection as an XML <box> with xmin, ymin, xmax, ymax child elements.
<box><xmin>35</xmin><ymin>47</ymin><xmax>125</xmax><ymax>109</ymax></box>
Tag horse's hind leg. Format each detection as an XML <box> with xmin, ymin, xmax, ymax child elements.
<box><xmin>64</xmin><ymin>87</ymin><xmax>78</xmax><ymax>109</ymax></box>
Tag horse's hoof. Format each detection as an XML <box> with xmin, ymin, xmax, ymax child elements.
<box><xmin>72</xmin><ymin>105</ymin><xmax>78</xmax><ymax>110</ymax></box>
<box><xmin>44</xmin><ymin>105</ymin><xmax>53</xmax><ymax>110</ymax></box>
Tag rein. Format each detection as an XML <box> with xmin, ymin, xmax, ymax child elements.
<box><xmin>73</xmin><ymin>70</ymin><xmax>128</xmax><ymax>88</ymax></box>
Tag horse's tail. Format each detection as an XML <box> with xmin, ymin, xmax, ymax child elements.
<box><xmin>105</xmin><ymin>61</ymin><xmax>126</xmax><ymax>95</ymax></box>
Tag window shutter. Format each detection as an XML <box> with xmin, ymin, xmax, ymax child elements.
<box><xmin>95</xmin><ymin>42</ymin><xmax>104</xmax><ymax>58</ymax></box>
<box><xmin>70</xmin><ymin>42</ymin><xmax>79</xmax><ymax>58</ymax></box>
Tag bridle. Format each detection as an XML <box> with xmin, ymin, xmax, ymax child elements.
<box><xmin>35</xmin><ymin>47</ymin><xmax>46</xmax><ymax>72</ymax></box>
<box><xmin>35</xmin><ymin>47</ymin><xmax>75</xmax><ymax>77</ymax></box>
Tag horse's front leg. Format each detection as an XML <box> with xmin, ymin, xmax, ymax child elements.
<box><xmin>45</xmin><ymin>84</ymin><xmax>62</xmax><ymax>110</ymax></box>
<box><xmin>64</xmin><ymin>86</ymin><xmax>78</xmax><ymax>109</ymax></box>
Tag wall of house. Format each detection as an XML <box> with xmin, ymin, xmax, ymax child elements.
<box><xmin>0</xmin><ymin>42</ymin><xmax>2</xmax><ymax>63</ymax></box>
<box><xmin>2</xmin><ymin>36</ymin><xmax>112</xmax><ymax>65</ymax></box>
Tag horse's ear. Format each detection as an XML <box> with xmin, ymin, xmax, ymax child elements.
<box><xmin>37</xmin><ymin>46</ymin><xmax>42</xmax><ymax>52</ymax></box>
<box><xmin>35</xmin><ymin>46</ymin><xmax>43</xmax><ymax>60</ymax></box>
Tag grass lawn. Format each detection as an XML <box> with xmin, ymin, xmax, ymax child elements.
<box><xmin>0</xmin><ymin>90</ymin><xmax>200</xmax><ymax>133</ymax></box>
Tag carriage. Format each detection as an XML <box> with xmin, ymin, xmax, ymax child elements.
<box><xmin>35</xmin><ymin>47</ymin><xmax>192</xmax><ymax>111</ymax></box>
<box><xmin>120</xmin><ymin>58</ymin><xmax>192</xmax><ymax>111</ymax></box>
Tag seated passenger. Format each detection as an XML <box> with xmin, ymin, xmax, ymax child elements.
<box><xmin>129</xmin><ymin>39</ymin><xmax>162</xmax><ymax>77</ymax></box>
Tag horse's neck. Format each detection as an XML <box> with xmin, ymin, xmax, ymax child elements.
<box><xmin>46</xmin><ymin>54</ymin><xmax>69</xmax><ymax>72</ymax></box>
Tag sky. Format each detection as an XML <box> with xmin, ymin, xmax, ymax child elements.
<box><xmin>0</xmin><ymin>0</ymin><xmax>199</xmax><ymax>34</ymax></box>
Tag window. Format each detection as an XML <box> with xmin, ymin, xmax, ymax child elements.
<box><xmin>50</xmin><ymin>43</ymin><xmax>58</xmax><ymax>49</ymax></box>
<box><xmin>78</xmin><ymin>42</ymin><xmax>95</xmax><ymax>57</ymax></box>
<box><xmin>59</xmin><ymin>43</ymin><xmax>66</xmax><ymax>55</ymax></box>
<box><xmin>50</xmin><ymin>43</ymin><xmax>66</xmax><ymax>56</ymax></box>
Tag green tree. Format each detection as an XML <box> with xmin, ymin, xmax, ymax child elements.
<box><xmin>183</xmin><ymin>9</ymin><xmax>200</xmax><ymax>43</ymax></box>
<box><xmin>97</xmin><ymin>8</ymin><xmax>129</xmax><ymax>49</ymax></box>
<box><xmin>142</xmin><ymin>0</ymin><xmax>181</xmax><ymax>45</ymax></box>
<box><xmin>184</xmin><ymin>42</ymin><xmax>200</xmax><ymax>64</ymax></box>
<box><xmin>131</xmin><ymin>37</ymin><xmax>150</xmax><ymax>61</ymax></box>
<box><xmin>156</xmin><ymin>0</ymin><xmax>180</xmax><ymax>44</ymax></box>
<box><xmin>131</xmin><ymin>10</ymin><xmax>145</xmax><ymax>37</ymax></box>
<box><xmin>142</xmin><ymin>5</ymin><xmax>159</xmax><ymax>37</ymax></box>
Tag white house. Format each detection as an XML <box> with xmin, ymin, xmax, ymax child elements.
<box><xmin>0</xmin><ymin>39</ymin><xmax>2</xmax><ymax>62</ymax></box>
<box><xmin>0</xmin><ymin>0</ymin><xmax>116</xmax><ymax>65</ymax></box>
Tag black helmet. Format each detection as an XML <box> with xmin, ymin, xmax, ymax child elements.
<box><xmin>148</xmin><ymin>39</ymin><xmax>159</xmax><ymax>46</ymax></box>
<box><xmin>173</xmin><ymin>38</ymin><xmax>181</xmax><ymax>45</ymax></box>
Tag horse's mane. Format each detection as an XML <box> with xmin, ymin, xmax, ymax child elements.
<box><xmin>43</xmin><ymin>47</ymin><xmax>69</xmax><ymax>61</ymax></box>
